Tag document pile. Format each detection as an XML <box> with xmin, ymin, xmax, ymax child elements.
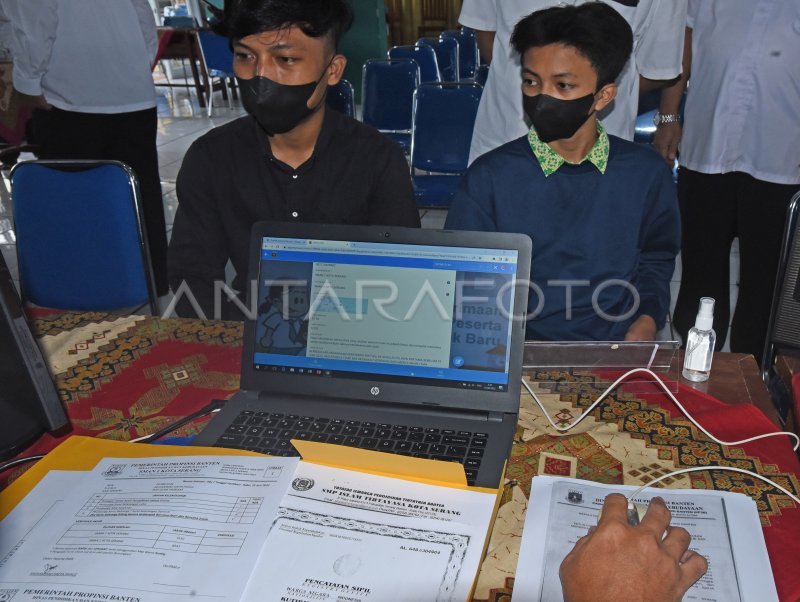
<box><xmin>0</xmin><ymin>437</ymin><xmax>501</xmax><ymax>602</ymax></box>
<box><xmin>512</xmin><ymin>476</ymin><xmax>778</xmax><ymax>602</ymax></box>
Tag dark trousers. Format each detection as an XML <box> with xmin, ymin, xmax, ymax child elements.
<box><xmin>672</xmin><ymin>168</ymin><xmax>799</xmax><ymax>364</ymax></box>
<box><xmin>31</xmin><ymin>106</ymin><xmax>168</xmax><ymax>296</ymax></box>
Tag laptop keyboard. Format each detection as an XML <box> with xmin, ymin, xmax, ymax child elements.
<box><xmin>213</xmin><ymin>410</ymin><xmax>489</xmax><ymax>486</ymax></box>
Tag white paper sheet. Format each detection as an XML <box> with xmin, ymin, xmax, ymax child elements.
<box><xmin>241</xmin><ymin>462</ymin><xmax>498</xmax><ymax>602</ymax></box>
<box><xmin>0</xmin><ymin>455</ymin><xmax>299</xmax><ymax>602</ymax></box>
<box><xmin>0</xmin><ymin>471</ymin><xmax>76</xmax><ymax>560</ymax></box>
<box><xmin>513</xmin><ymin>476</ymin><xmax>778</xmax><ymax>602</ymax></box>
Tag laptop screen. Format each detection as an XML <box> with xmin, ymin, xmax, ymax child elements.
<box><xmin>252</xmin><ymin>236</ymin><xmax>520</xmax><ymax>393</ymax></box>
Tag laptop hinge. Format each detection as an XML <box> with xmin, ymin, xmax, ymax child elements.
<box><xmin>488</xmin><ymin>412</ymin><xmax>505</xmax><ymax>423</ymax></box>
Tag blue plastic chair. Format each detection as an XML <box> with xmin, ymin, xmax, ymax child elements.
<box><xmin>388</xmin><ymin>45</ymin><xmax>439</xmax><ymax>83</ymax></box>
<box><xmin>416</xmin><ymin>37</ymin><xmax>459</xmax><ymax>82</ymax></box>
<box><xmin>410</xmin><ymin>83</ymin><xmax>482</xmax><ymax>207</ymax></box>
<box><xmin>11</xmin><ymin>160</ymin><xmax>158</xmax><ymax>314</ymax></box>
<box><xmin>326</xmin><ymin>79</ymin><xmax>355</xmax><ymax>118</ymax></box>
<box><xmin>361</xmin><ymin>59</ymin><xmax>420</xmax><ymax>154</ymax></box>
<box><xmin>196</xmin><ymin>29</ymin><xmax>236</xmax><ymax>117</ymax></box>
<box><xmin>441</xmin><ymin>29</ymin><xmax>479</xmax><ymax>80</ymax></box>
<box><xmin>474</xmin><ymin>64</ymin><xmax>490</xmax><ymax>87</ymax></box>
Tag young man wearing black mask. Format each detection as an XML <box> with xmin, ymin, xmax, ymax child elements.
<box><xmin>168</xmin><ymin>0</ymin><xmax>420</xmax><ymax>320</ymax></box>
<box><xmin>445</xmin><ymin>3</ymin><xmax>680</xmax><ymax>343</ymax></box>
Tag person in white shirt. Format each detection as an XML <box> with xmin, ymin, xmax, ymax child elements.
<box><xmin>654</xmin><ymin>0</ymin><xmax>800</xmax><ymax>363</ymax></box>
<box><xmin>459</xmin><ymin>0</ymin><xmax>686</xmax><ymax>164</ymax></box>
<box><xmin>4</xmin><ymin>0</ymin><xmax>169</xmax><ymax>296</ymax></box>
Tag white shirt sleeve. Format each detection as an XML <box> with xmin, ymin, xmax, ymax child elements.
<box><xmin>5</xmin><ymin>0</ymin><xmax>58</xmax><ymax>96</ymax></box>
<box><xmin>686</xmin><ymin>0</ymin><xmax>699</xmax><ymax>29</ymax></box>
<box><xmin>458</xmin><ymin>0</ymin><xmax>497</xmax><ymax>32</ymax></box>
<box><xmin>633</xmin><ymin>0</ymin><xmax>687</xmax><ymax>81</ymax></box>
<box><xmin>131</xmin><ymin>0</ymin><xmax>158</xmax><ymax>65</ymax></box>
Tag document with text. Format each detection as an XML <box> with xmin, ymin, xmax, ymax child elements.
<box><xmin>0</xmin><ymin>455</ymin><xmax>299</xmax><ymax>602</ymax></box>
<box><xmin>512</xmin><ymin>476</ymin><xmax>778</xmax><ymax>602</ymax></box>
<box><xmin>0</xmin><ymin>452</ymin><xmax>498</xmax><ymax>602</ymax></box>
<box><xmin>241</xmin><ymin>462</ymin><xmax>498</xmax><ymax>602</ymax></box>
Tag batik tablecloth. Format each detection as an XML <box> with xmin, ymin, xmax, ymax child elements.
<box><xmin>3</xmin><ymin>312</ymin><xmax>798</xmax><ymax>600</ymax></box>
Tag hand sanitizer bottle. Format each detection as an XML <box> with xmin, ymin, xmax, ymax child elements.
<box><xmin>682</xmin><ymin>297</ymin><xmax>716</xmax><ymax>382</ymax></box>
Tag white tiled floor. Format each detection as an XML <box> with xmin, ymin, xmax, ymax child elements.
<box><xmin>0</xmin><ymin>83</ymin><xmax>738</xmax><ymax>348</ymax></box>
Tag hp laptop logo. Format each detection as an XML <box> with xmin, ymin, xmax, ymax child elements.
<box><xmin>370</xmin><ymin>386</ymin><xmax>380</xmax><ymax>396</ymax></box>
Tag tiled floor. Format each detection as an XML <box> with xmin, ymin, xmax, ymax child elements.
<box><xmin>0</xmin><ymin>83</ymin><xmax>737</xmax><ymax>348</ymax></box>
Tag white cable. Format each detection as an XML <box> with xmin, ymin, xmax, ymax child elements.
<box><xmin>626</xmin><ymin>466</ymin><xmax>800</xmax><ymax>506</ymax></box>
<box><xmin>521</xmin><ymin>367</ymin><xmax>800</xmax><ymax>451</ymax></box>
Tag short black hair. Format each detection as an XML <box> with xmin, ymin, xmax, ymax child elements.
<box><xmin>510</xmin><ymin>3</ymin><xmax>633</xmax><ymax>88</ymax></box>
<box><xmin>228</xmin><ymin>0</ymin><xmax>354</xmax><ymax>51</ymax></box>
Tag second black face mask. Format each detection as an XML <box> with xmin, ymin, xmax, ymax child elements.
<box><xmin>523</xmin><ymin>92</ymin><xmax>597</xmax><ymax>143</ymax></box>
<box><xmin>237</xmin><ymin>75</ymin><xmax>321</xmax><ymax>135</ymax></box>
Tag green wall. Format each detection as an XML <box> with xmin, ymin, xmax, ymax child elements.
<box><xmin>339</xmin><ymin>0</ymin><xmax>389</xmax><ymax>104</ymax></box>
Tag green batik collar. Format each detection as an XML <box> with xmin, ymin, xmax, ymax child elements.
<box><xmin>528</xmin><ymin>121</ymin><xmax>609</xmax><ymax>177</ymax></box>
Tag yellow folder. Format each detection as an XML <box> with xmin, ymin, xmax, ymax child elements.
<box><xmin>1</xmin><ymin>436</ymin><xmax>500</xmax><ymax>521</ymax></box>
<box><xmin>0</xmin><ymin>436</ymin><xmax>504</xmax><ymax>601</ymax></box>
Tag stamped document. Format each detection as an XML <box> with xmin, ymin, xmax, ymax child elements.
<box><xmin>512</xmin><ymin>476</ymin><xmax>778</xmax><ymax>602</ymax></box>
<box><xmin>241</xmin><ymin>462</ymin><xmax>498</xmax><ymax>602</ymax></box>
<box><xmin>0</xmin><ymin>455</ymin><xmax>299</xmax><ymax>602</ymax></box>
<box><xmin>0</xmin><ymin>448</ymin><xmax>498</xmax><ymax>602</ymax></box>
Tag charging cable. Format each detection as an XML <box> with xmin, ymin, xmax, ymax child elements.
<box><xmin>627</xmin><ymin>465</ymin><xmax>800</xmax><ymax>505</ymax></box>
<box><xmin>0</xmin><ymin>454</ymin><xmax>46</xmax><ymax>473</ymax></box>
<box><xmin>521</xmin><ymin>367</ymin><xmax>799</xmax><ymax>451</ymax></box>
<box><xmin>521</xmin><ymin>368</ymin><xmax>800</xmax><ymax>506</ymax></box>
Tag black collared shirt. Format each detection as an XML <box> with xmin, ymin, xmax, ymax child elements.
<box><xmin>168</xmin><ymin>108</ymin><xmax>420</xmax><ymax>319</ymax></box>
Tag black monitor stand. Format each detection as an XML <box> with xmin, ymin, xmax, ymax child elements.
<box><xmin>0</xmin><ymin>253</ymin><xmax>69</xmax><ymax>461</ymax></box>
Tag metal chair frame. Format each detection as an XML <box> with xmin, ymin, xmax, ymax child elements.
<box><xmin>196</xmin><ymin>29</ymin><xmax>237</xmax><ymax>117</ymax></box>
<box><xmin>361</xmin><ymin>59</ymin><xmax>421</xmax><ymax>152</ymax></box>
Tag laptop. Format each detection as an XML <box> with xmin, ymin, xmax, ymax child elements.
<box><xmin>193</xmin><ymin>222</ymin><xmax>531</xmax><ymax>488</ymax></box>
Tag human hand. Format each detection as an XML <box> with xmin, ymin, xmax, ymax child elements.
<box><xmin>17</xmin><ymin>92</ymin><xmax>51</xmax><ymax>111</ymax></box>
<box><xmin>653</xmin><ymin>122</ymin><xmax>682</xmax><ymax>166</ymax></box>
<box><xmin>624</xmin><ymin>314</ymin><xmax>657</xmax><ymax>341</ymax></box>
<box><xmin>560</xmin><ymin>494</ymin><xmax>708</xmax><ymax>602</ymax></box>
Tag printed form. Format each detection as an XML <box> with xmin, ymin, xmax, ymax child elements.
<box><xmin>241</xmin><ymin>462</ymin><xmax>497</xmax><ymax>602</ymax></box>
<box><xmin>513</xmin><ymin>476</ymin><xmax>778</xmax><ymax>602</ymax></box>
<box><xmin>0</xmin><ymin>455</ymin><xmax>299</xmax><ymax>602</ymax></box>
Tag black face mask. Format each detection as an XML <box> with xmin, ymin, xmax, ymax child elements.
<box><xmin>523</xmin><ymin>92</ymin><xmax>597</xmax><ymax>143</ymax></box>
<box><xmin>237</xmin><ymin>71</ymin><xmax>325</xmax><ymax>135</ymax></box>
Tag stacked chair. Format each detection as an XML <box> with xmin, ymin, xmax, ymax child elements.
<box><xmin>362</xmin><ymin>28</ymin><xmax>485</xmax><ymax>207</ymax></box>
<box><xmin>410</xmin><ymin>83</ymin><xmax>482</xmax><ymax>208</ymax></box>
<box><xmin>388</xmin><ymin>44</ymin><xmax>440</xmax><ymax>84</ymax></box>
<box><xmin>362</xmin><ymin>59</ymin><xmax>421</xmax><ymax>154</ymax></box>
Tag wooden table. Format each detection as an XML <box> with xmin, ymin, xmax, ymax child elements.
<box><xmin>3</xmin><ymin>312</ymin><xmax>799</xmax><ymax>601</ymax></box>
<box><xmin>670</xmin><ymin>351</ymin><xmax>783</xmax><ymax>427</ymax></box>
<box><xmin>775</xmin><ymin>352</ymin><xmax>800</xmax><ymax>431</ymax></box>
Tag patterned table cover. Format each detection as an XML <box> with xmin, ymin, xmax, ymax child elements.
<box><xmin>5</xmin><ymin>312</ymin><xmax>800</xmax><ymax>601</ymax></box>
